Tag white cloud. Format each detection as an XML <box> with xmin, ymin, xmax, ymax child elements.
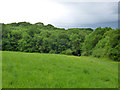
<box><xmin>46</xmin><ymin>0</ymin><xmax>119</xmax><ymax>2</ymax></box>
<box><xmin>0</xmin><ymin>0</ymin><xmax>68</xmax><ymax>24</ymax></box>
<box><xmin>0</xmin><ymin>0</ymin><xmax>118</xmax><ymax>28</ymax></box>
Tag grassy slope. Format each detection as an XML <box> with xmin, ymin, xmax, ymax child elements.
<box><xmin>2</xmin><ymin>51</ymin><xmax>118</xmax><ymax>88</ymax></box>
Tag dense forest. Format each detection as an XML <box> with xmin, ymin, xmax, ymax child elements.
<box><xmin>1</xmin><ymin>22</ymin><xmax>120</xmax><ymax>61</ymax></box>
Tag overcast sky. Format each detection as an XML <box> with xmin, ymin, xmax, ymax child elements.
<box><xmin>0</xmin><ymin>0</ymin><xmax>118</xmax><ymax>29</ymax></box>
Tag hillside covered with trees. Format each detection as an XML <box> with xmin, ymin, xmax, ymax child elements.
<box><xmin>2</xmin><ymin>22</ymin><xmax>120</xmax><ymax>61</ymax></box>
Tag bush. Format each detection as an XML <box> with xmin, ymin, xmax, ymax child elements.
<box><xmin>61</xmin><ymin>50</ymin><xmax>66</xmax><ymax>54</ymax></box>
<box><xmin>62</xmin><ymin>49</ymin><xmax>73</xmax><ymax>55</ymax></box>
<box><xmin>92</xmin><ymin>48</ymin><xmax>106</xmax><ymax>58</ymax></box>
<box><xmin>81</xmin><ymin>51</ymin><xmax>89</xmax><ymax>56</ymax></box>
<box><xmin>49</xmin><ymin>50</ymin><xmax>57</xmax><ymax>54</ymax></box>
<box><xmin>108</xmin><ymin>48</ymin><xmax>120</xmax><ymax>61</ymax></box>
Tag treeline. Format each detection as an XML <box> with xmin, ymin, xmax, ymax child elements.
<box><xmin>82</xmin><ymin>27</ymin><xmax>120</xmax><ymax>61</ymax></box>
<box><xmin>1</xmin><ymin>22</ymin><xmax>120</xmax><ymax>61</ymax></box>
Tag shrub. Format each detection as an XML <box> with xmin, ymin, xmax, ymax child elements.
<box><xmin>63</xmin><ymin>49</ymin><xmax>73</xmax><ymax>55</ymax></box>
<box><xmin>49</xmin><ymin>50</ymin><xmax>56</xmax><ymax>54</ymax></box>
<box><xmin>81</xmin><ymin>51</ymin><xmax>89</xmax><ymax>56</ymax></box>
<box><xmin>92</xmin><ymin>48</ymin><xmax>106</xmax><ymax>58</ymax></box>
<box><xmin>61</xmin><ymin>50</ymin><xmax>66</xmax><ymax>54</ymax></box>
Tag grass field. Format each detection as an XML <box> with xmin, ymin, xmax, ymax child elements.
<box><xmin>2</xmin><ymin>51</ymin><xmax>118</xmax><ymax>88</ymax></box>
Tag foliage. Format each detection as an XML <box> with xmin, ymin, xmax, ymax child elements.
<box><xmin>62</xmin><ymin>49</ymin><xmax>73</xmax><ymax>55</ymax></box>
<box><xmin>82</xmin><ymin>27</ymin><xmax>120</xmax><ymax>61</ymax></box>
<box><xmin>2</xmin><ymin>22</ymin><xmax>92</xmax><ymax>55</ymax></box>
<box><xmin>2</xmin><ymin>22</ymin><xmax>120</xmax><ymax>61</ymax></box>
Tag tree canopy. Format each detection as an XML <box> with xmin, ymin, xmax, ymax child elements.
<box><xmin>2</xmin><ymin>22</ymin><xmax>120</xmax><ymax>61</ymax></box>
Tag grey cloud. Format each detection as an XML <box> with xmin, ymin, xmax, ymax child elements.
<box><xmin>52</xmin><ymin>2</ymin><xmax>118</xmax><ymax>29</ymax></box>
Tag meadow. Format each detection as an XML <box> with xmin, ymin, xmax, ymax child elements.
<box><xmin>2</xmin><ymin>51</ymin><xmax>118</xmax><ymax>88</ymax></box>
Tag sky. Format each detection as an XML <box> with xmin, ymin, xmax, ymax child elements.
<box><xmin>0</xmin><ymin>0</ymin><xmax>119</xmax><ymax>29</ymax></box>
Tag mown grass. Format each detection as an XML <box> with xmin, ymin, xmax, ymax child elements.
<box><xmin>2</xmin><ymin>51</ymin><xmax>118</xmax><ymax>88</ymax></box>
